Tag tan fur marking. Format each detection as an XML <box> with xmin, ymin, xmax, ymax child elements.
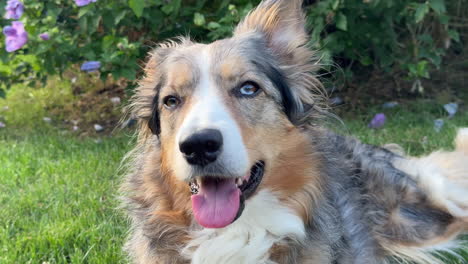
<box><xmin>235</xmin><ymin>1</ymin><xmax>283</xmax><ymax>37</ymax></box>
<box><xmin>380</xmin><ymin>220</ymin><xmax>467</xmax><ymax>264</ymax></box>
<box><xmin>145</xmin><ymin>150</ymin><xmax>191</xmax><ymax>216</ymax></box>
<box><xmin>166</xmin><ymin>61</ymin><xmax>194</xmax><ymax>90</ymax></box>
<box><xmin>264</xmin><ymin>131</ymin><xmax>319</xmax><ymax>194</ymax></box>
<box><xmin>219</xmin><ymin>56</ymin><xmax>246</xmax><ymax>82</ymax></box>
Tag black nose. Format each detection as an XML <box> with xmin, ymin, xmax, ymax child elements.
<box><xmin>179</xmin><ymin>129</ymin><xmax>223</xmax><ymax>166</ymax></box>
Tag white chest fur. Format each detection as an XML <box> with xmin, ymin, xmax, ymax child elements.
<box><xmin>182</xmin><ymin>190</ymin><xmax>306</xmax><ymax>264</ymax></box>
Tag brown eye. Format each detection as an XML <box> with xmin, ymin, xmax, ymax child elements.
<box><xmin>237</xmin><ymin>81</ymin><xmax>261</xmax><ymax>97</ymax></box>
<box><xmin>163</xmin><ymin>95</ymin><xmax>181</xmax><ymax>109</ymax></box>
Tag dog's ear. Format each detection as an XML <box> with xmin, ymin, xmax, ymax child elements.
<box><xmin>148</xmin><ymin>91</ymin><xmax>160</xmax><ymax>135</ymax></box>
<box><xmin>235</xmin><ymin>0</ymin><xmax>324</xmax><ymax>127</ymax></box>
<box><xmin>129</xmin><ymin>48</ymin><xmax>166</xmax><ymax>138</ymax></box>
<box><xmin>139</xmin><ymin>50</ymin><xmax>163</xmax><ymax>136</ymax></box>
<box><xmin>234</xmin><ymin>0</ymin><xmax>307</xmax><ymax>61</ymax></box>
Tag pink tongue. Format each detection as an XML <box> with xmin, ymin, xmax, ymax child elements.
<box><xmin>191</xmin><ymin>178</ymin><xmax>240</xmax><ymax>228</ymax></box>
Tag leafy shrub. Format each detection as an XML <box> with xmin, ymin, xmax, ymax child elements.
<box><xmin>0</xmin><ymin>0</ymin><xmax>459</xmax><ymax>97</ymax></box>
<box><xmin>306</xmin><ymin>0</ymin><xmax>459</xmax><ymax>93</ymax></box>
<box><xmin>0</xmin><ymin>0</ymin><xmax>259</xmax><ymax>95</ymax></box>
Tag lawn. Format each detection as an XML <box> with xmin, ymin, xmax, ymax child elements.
<box><xmin>0</xmin><ymin>130</ymin><xmax>131</xmax><ymax>263</ymax></box>
<box><xmin>0</xmin><ymin>84</ymin><xmax>467</xmax><ymax>263</ymax></box>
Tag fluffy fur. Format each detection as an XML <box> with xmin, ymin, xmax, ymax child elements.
<box><xmin>182</xmin><ymin>190</ymin><xmax>305</xmax><ymax>264</ymax></box>
<box><xmin>121</xmin><ymin>0</ymin><xmax>468</xmax><ymax>263</ymax></box>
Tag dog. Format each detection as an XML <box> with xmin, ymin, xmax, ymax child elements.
<box><xmin>121</xmin><ymin>0</ymin><xmax>468</xmax><ymax>263</ymax></box>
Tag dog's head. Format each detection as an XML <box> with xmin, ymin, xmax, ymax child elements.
<box><xmin>131</xmin><ymin>0</ymin><xmax>323</xmax><ymax>229</ymax></box>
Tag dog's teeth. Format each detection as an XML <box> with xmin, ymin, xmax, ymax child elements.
<box><xmin>236</xmin><ymin>178</ymin><xmax>242</xmax><ymax>186</ymax></box>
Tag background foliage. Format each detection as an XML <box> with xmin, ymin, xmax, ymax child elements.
<box><xmin>0</xmin><ymin>0</ymin><xmax>463</xmax><ymax>96</ymax></box>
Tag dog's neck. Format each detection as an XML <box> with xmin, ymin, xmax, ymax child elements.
<box><xmin>182</xmin><ymin>190</ymin><xmax>306</xmax><ymax>264</ymax></box>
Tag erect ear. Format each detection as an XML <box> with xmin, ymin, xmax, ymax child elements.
<box><xmin>234</xmin><ymin>0</ymin><xmax>307</xmax><ymax>60</ymax></box>
<box><xmin>234</xmin><ymin>0</ymin><xmax>324</xmax><ymax>127</ymax></box>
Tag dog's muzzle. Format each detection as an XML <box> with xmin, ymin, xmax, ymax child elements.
<box><xmin>188</xmin><ymin>161</ymin><xmax>265</xmax><ymax>229</ymax></box>
<box><xmin>179</xmin><ymin>129</ymin><xmax>223</xmax><ymax>167</ymax></box>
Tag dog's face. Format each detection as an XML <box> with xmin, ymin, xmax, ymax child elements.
<box><xmin>134</xmin><ymin>0</ymin><xmax>321</xmax><ymax>228</ymax></box>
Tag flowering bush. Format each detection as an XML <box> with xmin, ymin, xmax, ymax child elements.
<box><xmin>0</xmin><ymin>0</ymin><xmax>255</xmax><ymax>96</ymax></box>
<box><xmin>0</xmin><ymin>0</ymin><xmax>460</xmax><ymax>97</ymax></box>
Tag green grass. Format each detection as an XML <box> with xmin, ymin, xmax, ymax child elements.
<box><xmin>0</xmin><ymin>79</ymin><xmax>75</xmax><ymax>130</ymax></box>
<box><xmin>0</xmin><ymin>131</ymin><xmax>131</xmax><ymax>263</ymax></box>
<box><xmin>0</xmin><ymin>83</ymin><xmax>133</xmax><ymax>263</ymax></box>
<box><xmin>334</xmin><ymin>101</ymin><xmax>468</xmax><ymax>155</ymax></box>
<box><xmin>0</xmin><ymin>84</ymin><xmax>467</xmax><ymax>263</ymax></box>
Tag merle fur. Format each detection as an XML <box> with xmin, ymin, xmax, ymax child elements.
<box><xmin>123</xmin><ymin>128</ymin><xmax>460</xmax><ymax>263</ymax></box>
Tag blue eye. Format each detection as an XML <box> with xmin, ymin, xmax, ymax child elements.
<box><xmin>238</xmin><ymin>82</ymin><xmax>261</xmax><ymax>97</ymax></box>
<box><xmin>163</xmin><ymin>95</ymin><xmax>181</xmax><ymax>109</ymax></box>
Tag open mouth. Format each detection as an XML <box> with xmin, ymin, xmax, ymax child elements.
<box><xmin>189</xmin><ymin>161</ymin><xmax>265</xmax><ymax>228</ymax></box>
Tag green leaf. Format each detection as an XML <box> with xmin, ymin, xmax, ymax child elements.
<box><xmin>89</xmin><ymin>15</ymin><xmax>102</xmax><ymax>35</ymax></box>
<box><xmin>429</xmin><ymin>0</ymin><xmax>446</xmax><ymax>14</ymax></box>
<box><xmin>448</xmin><ymin>30</ymin><xmax>460</xmax><ymax>42</ymax></box>
<box><xmin>129</xmin><ymin>0</ymin><xmax>144</xmax><ymax>18</ymax></box>
<box><xmin>172</xmin><ymin>0</ymin><xmax>182</xmax><ymax>16</ymax></box>
<box><xmin>114</xmin><ymin>10</ymin><xmax>128</xmax><ymax>25</ymax></box>
<box><xmin>415</xmin><ymin>4</ymin><xmax>429</xmax><ymax>23</ymax></box>
<box><xmin>0</xmin><ymin>88</ymin><xmax>5</xmax><ymax>98</ymax></box>
<box><xmin>16</xmin><ymin>55</ymin><xmax>41</xmax><ymax>72</ymax></box>
<box><xmin>335</xmin><ymin>12</ymin><xmax>347</xmax><ymax>31</ymax></box>
<box><xmin>79</xmin><ymin>16</ymin><xmax>88</xmax><ymax>33</ymax></box>
<box><xmin>359</xmin><ymin>56</ymin><xmax>372</xmax><ymax>66</ymax></box>
<box><xmin>0</xmin><ymin>64</ymin><xmax>12</xmax><ymax>75</ymax></box>
<box><xmin>408</xmin><ymin>63</ymin><xmax>418</xmax><ymax>76</ymax></box>
<box><xmin>418</xmin><ymin>34</ymin><xmax>433</xmax><ymax>44</ymax></box>
<box><xmin>332</xmin><ymin>0</ymin><xmax>340</xmax><ymax>10</ymax></box>
<box><xmin>193</xmin><ymin>12</ymin><xmax>206</xmax><ymax>26</ymax></box>
<box><xmin>161</xmin><ymin>4</ymin><xmax>173</xmax><ymax>15</ymax></box>
<box><xmin>102</xmin><ymin>35</ymin><xmax>115</xmax><ymax>50</ymax></box>
<box><xmin>207</xmin><ymin>22</ymin><xmax>221</xmax><ymax>30</ymax></box>
<box><xmin>161</xmin><ymin>0</ymin><xmax>181</xmax><ymax>16</ymax></box>
<box><xmin>78</xmin><ymin>5</ymin><xmax>92</xmax><ymax>18</ymax></box>
<box><xmin>439</xmin><ymin>14</ymin><xmax>449</xmax><ymax>24</ymax></box>
<box><xmin>417</xmin><ymin>60</ymin><xmax>430</xmax><ymax>79</ymax></box>
<box><xmin>116</xmin><ymin>67</ymin><xmax>137</xmax><ymax>80</ymax></box>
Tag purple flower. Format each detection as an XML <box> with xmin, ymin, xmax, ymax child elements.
<box><xmin>4</xmin><ymin>0</ymin><xmax>24</xmax><ymax>20</ymax></box>
<box><xmin>75</xmin><ymin>0</ymin><xmax>97</xmax><ymax>7</ymax></box>
<box><xmin>3</xmin><ymin>21</ymin><xmax>28</xmax><ymax>52</ymax></box>
<box><xmin>81</xmin><ymin>61</ymin><xmax>101</xmax><ymax>72</ymax></box>
<box><xmin>368</xmin><ymin>113</ymin><xmax>386</xmax><ymax>129</ymax></box>
<box><xmin>39</xmin><ymin>33</ymin><xmax>50</xmax><ymax>40</ymax></box>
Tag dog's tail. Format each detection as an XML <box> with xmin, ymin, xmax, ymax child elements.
<box><xmin>385</xmin><ymin>128</ymin><xmax>468</xmax><ymax>264</ymax></box>
<box><xmin>455</xmin><ymin>128</ymin><xmax>468</xmax><ymax>154</ymax></box>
